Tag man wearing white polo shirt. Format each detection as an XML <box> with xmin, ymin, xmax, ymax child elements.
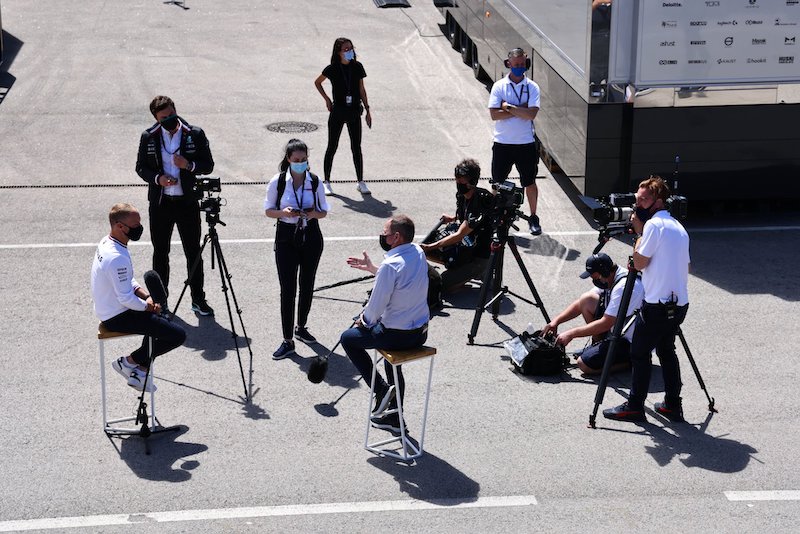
<box><xmin>488</xmin><ymin>48</ymin><xmax>542</xmax><ymax>235</ymax></box>
<box><xmin>604</xmin><ymin>176</ymin><xmax>690</xmax><ymax>423</ymax></box>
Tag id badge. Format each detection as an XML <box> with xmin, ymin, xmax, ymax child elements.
<box><xmin>345</xmin><ymin>95</ymin><xmax>353</xmax><ymax>106</ymax></box>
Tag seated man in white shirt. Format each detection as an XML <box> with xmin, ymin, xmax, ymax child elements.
<box><xmin>341</xmin><ymin>215</ymin><xmax>430</xmax><ymax>434</ymax></box>
<box><xmin>91</xmin><ymin>203</ymin><xmax>186</xmax><ymax>392</ymax></box>
<box><xmin>541</xmin><ymin>253</ymin><xmax>643</xmax><ymax>375</ymax></box>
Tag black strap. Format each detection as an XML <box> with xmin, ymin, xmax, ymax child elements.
<box><xmin>275</xmin><ymin>171</ymin><xmax>320</xmax><ymax>212</ymax></box>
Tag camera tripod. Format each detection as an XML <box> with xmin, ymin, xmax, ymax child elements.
<box><xmin>468</xmin><ymin>212</ymin><xmax>550</xmax><ymax>344</ymax></box>
<box><xmin>587</xmin><ymin>253</ymin><xmax>716</xmax><ymax>428</ymax></box>
<box><xmin>174</xmin><ymin>206</ymin><xmax>254</xmax><ymax>402</ymax></box>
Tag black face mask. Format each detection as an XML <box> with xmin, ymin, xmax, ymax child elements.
<box><xmin>379</xmin><ymin>234</ymin><xmax>392</xmax><ymax>251</ymax></box>
<box><xmin>160</xmin><ymin>114</ymin><xmax>179</xmax><ymax>131</ymax></box>
<box><xmin>592</xmin><ymin>278</ymin><xmax>609</xmax><ymax>290</ymax></box>
<box><xmin>456</xmin><ymin>183</ymin><xmax>471</xmax><ymax>195</ymax></box>
<box><xmin>124</xmin><ymin>224</ymin><xmax>144</xmax><ymax>241</ymax></box>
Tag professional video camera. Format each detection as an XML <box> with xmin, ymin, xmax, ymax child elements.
<box><xmin>584</xmin><ymin>192</ymin><xmax>688</xmax><ymax>228</ymax></box>
<box><xmin>193</xmin><ymin>177</ymin><xmax>225</xmax><ymax>220</ymax></box>
<box><xmin>491</xmin><ymin>179</ymin><xmax>525</xmax><ymax>211</ymax></box>
<box><xmin>486</xmin><ymin>179</ymin><xmax>527</xmax><ymax>238</ymax></box>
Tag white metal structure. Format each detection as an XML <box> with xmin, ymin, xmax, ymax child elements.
<box><xmin>365</xmin><ymin>346</ymin><xmax>436</xmax><ymax>462</ymax></box>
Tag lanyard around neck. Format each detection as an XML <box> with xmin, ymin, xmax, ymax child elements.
<box><xmin>510</xmin><ymin>82</ymin><xmax>529</xmax><ymax>107</ymax></box>
<box><xmin>291</xmin><ymin>174</ymin><xmax>305</xmax><ymax>210</ymax></box>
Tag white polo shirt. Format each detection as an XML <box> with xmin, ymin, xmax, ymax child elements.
<box><xmin>637</xmin><ymin>211</ymin><xmax>690</xmax><ymax>305</ymax></box>
<box><xmin>488</xmin><ymin>75</ymin><xmax>541</xmax><ymax>145</ymax></box>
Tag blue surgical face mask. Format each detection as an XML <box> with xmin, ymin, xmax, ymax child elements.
<box><xmin>290</xmin><ymin>161</ymin><xmax>308</xmax><ymax>174</ymax></box>
<box><xmin>510</xmin><ymin>66</ymin><xmax>526</xmax><ymax>77</ymax></box>
<box><xmin>344</xmin><ymin>50</ymin><xmax>355</xmax><ymax>61</ymax></box>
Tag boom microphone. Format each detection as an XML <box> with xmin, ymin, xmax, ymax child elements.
<box><xmin>143</xmin><ymin>270</ymin><xmax>170</xmax><ymax>317</ymax></box>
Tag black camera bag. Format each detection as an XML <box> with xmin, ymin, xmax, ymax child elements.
<box><xmin>509</xmin><ymin>330</ymin><xmax>568</xmax><ymax>376</ymax></box>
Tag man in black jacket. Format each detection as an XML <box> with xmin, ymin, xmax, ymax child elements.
<box><xmin>135</xmin><ymin>95</ymin><xmax>215</xmax><ymax>315</ymax></box>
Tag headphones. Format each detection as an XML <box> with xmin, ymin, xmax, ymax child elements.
<box><xmin>454</xmin><ymin>164</ymin><xmax>480</xmax><ymax>186</ymax></box>
<box><xmin>504</xmin><ymin>48</ymin><xmax>531</xmax><ymax>70</ymax></box>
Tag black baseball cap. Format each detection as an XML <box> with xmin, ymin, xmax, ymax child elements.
<box><xmin>579</xmin><ymin>253</ymin><xmax>614</xmax><ymax>279</ymax></box>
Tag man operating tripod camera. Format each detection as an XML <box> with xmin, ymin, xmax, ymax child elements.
<box><xmin>420</xmin><ymin>158</ymin><xmax>492</xmax><ymax>293</ymax></box>
<box><xmin>603</xmin><ymin>176</ymin><xmax>690</xmax><ymax>423</ymax></box>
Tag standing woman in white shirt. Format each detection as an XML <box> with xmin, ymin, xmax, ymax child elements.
<box><xmin>264</xmin><ymin>139</ymin><xmax>330</xmax><ymax>360</ymax></box>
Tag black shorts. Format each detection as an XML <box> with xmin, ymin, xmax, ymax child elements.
<box><xmin>580</xmin><ymin>337</ymin><xmax>632</xmax><ymax>370</ymax></box>
<box><xmin>491</xmin><ymin>142</ymin><xmax>539</xmax><ymax>187</ymax></box>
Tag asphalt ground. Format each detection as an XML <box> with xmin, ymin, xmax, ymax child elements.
<box><xmin>1</xmin><ymin>1</ymin><xmax>799</xmax><ymax>532</ymax></box>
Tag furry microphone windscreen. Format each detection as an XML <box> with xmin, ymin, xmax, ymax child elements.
<box><xmin>307</xmin><ymin>356</ymin><xmax>328</xmax><ymax>384</ymax></box>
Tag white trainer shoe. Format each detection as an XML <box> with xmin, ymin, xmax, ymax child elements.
<box><xmin>356</xmin><ymin>181</ymin><xmax>371</xmax><ymax>195</ymax></box>
<box><xmin>323</xmin><ymin>180</ymin><xmax>334</xmax><ymax>195</ymax></box>
<box><xmin>111</xmin><ymin>357</ymin><xmax>156</xmax><ymax>392</ymax></box>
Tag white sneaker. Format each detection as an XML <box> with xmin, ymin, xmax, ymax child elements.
<box><xmin>128</xmin><ymin>367</ymin><xmax>157</xmax><ymax>393</ymax></box>
<box><xmin>112</xmin><ymin>357</ymin><xmax>156</xmax><ymax>392</ymax></box>
<box><xmin>356</xmin><ymin>181</ymin><xmax>371</xmax><ymax>195</ymax></box>
<box><xmin>323</xmin><ymin>181</ymin><xmax>334</xmax><ymax>195</ymax></box>
<box><xmin>112</xmin><ymin>356</ymin><xmax>135</xmax><ymax>379</ymax></box>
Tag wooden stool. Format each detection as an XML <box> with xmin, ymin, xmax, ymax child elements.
<box><xmin>365</xmin><ymin>345</ymin><xmax>436</xmax><ymax>461</ymax></box>
<box><xmin>98</xmin><ymin>323</ymin><xmax>157</xmax><ymax>435</ymax></box>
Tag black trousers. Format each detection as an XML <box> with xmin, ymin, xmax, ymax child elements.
<box><xmin>324</xmin><ymin>106</ymin><xmax>363</xmax><ymax>182</ymax></box>
<box><xmin>628</xmin><ymin>303</ymin><xmax>689</xmax><ymax>409</ymax></box>
<box><xmin>102</xmin><ymin>310</ymin><xmax>186</xmax><ymax>367</ymax></box>
<box><xmin>149</xmin><ymin>195</ymin><xmax>205</xmax><ymax>303</ymax></box>
<box><xmin>274</xmin><ymin>221</ymin><xmax>324</xmax><ymax>340</ymax></box>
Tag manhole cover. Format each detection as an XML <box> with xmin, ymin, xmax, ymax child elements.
<box><xmin>265</xmin><ymin>121</ymin><xmax>319</xmax><ymax>134</ymax></box>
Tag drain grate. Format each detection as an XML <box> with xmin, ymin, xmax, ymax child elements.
<box><xmin>265</xmin><ymin>121</ymin><xmax>319</xmax><ymax>134</ymax></box>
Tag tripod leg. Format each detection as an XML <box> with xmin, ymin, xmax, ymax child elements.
<box><xmin>588</xmin><ymin>262</ymin><xmax>640</xmax><ymax>428</ymax></box>
<box><xmin>468</xmin><ymin>246</ymin><xmax>502</xmax><ymax>344</ymax></box>
<box><xmin>677</xmin><ymin>327</ymin><xmax>716</xmax><ymax>412</ymax></box>
<box><xmin>211</xmin><ymin>235</ymin><xmax>250</xmax><ymax>400</ymax></box>
<box><xmin>490</xmin><ymin>248</ymin><xmax>505</xmax><ymax>318</ymax></box>
<box><xmin>506</xmin><ymin>237</ymin><xmax>551</xmax><ymax>324</ymax></box>
<box><xmin>173</xmin><ymin>233</ymin><xmax>212</xmax><ymax>313</ymax></box>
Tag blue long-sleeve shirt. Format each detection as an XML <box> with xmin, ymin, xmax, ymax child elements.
<box><xmin>362</xmin><ymin>243</ymin><xmax>429</xmax><ymax>330</ymax></box>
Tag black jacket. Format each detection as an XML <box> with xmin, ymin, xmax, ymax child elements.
<box><xmin>135</xmin><ymin>117</ymin><xmax>214</xmax><ymax>202</ymax></box>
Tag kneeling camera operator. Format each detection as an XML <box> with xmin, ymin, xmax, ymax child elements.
<box><xmin>421</xmin><ymin>159</ymin><xmax>493</xmax><ymax>293</ymax></box>
<box><xmin>541</xmin><ymin>253</ymin><xmax>643</xmax><ymax>375</ymax></box>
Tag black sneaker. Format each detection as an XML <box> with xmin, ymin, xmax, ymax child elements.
<box><xmin>191</xmin><ymin>301</ymin><xmax>215</xmax><ymax>316</ymax></box>
<box><xmin>654</xmin><ymin>400</ymin><xmax>685</xmax><ymax>422</ymax></box>
<box><xmin>529</xmin><ymin>214</ymin><xmax>542</xmax><ymax>236</ymax></box>
<box><xmin>372</xmin><ymin>385</ymin><xmax>396</xmax><ymax>416</ymax></box>
<box><xmin>370</xmin><ymin>412</ymin><xmax>405</xmax><ymax>435</ymax></box>
<box><xmin>272</xmin><ymin>340</ymin><xmax>295</xmax><ymax>360</ymax></box>
<box><xmin>603</xmin><ymin>402</ymin><xmax>646</xmax><ymax>422</ymax></box>
<box><xmin>294</xmin><ymin>326</ymin><xmax>317</xmax><ymax>344</ymax></box>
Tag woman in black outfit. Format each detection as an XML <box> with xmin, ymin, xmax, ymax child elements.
<box><xmin>264</xmin><ymin>139</ymin><xmax>330</xmax><ymax>360</ymax></box>
<box><xmin>314</xmin><ymin>37</ymin><xmax>372</xmax><ymax>196</ymax></box>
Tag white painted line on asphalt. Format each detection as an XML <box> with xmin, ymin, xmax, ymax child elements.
<box><xmin>725</xmin><ymin>490</ymin><xmax>800</xmax><ymax>501</ymax></box>
<box><xmin>0</xmin><ymin>495</ymin><xmax>538</xmax><ymax>532</ymax></box>
<box><xmin>1</xmin><ymin>225</ymin><xmax>798</xmax><ymax>250</ymax></box>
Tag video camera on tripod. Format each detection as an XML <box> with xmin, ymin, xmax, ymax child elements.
<box><xmin>581</xmin><ymin>191</ymin><xmax>688</xmax><ymax>247</ymax></box>
<box><xmin>488</xmin><ymin>179</ymin><xmax>526</xmax><ymax>237</ymax></box>
<box><xmin>193</xmin><ymin>177</ymin><xmax>226</xmax><ymax>222</ymax></box>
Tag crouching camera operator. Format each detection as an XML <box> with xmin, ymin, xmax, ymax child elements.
<box><xmin>603</xmin><ymin>175</ymin><xmax>690</xmax><ymax>423</ymax></box>
<box><xmin>541</xmin><ymin>253</ymin><xmax>643</xmax><ymax>375</ymax></box>
<box><xmin>420</xmin><ymin>159</ymin><xmax>492</xmax><ymax>293</ymax></box>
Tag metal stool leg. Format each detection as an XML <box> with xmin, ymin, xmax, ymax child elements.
<box><xmin>364</xmin><ymin>349</ymin><xmax>381</xmax><ymax>449</ymax></box>
<box><xmin>417</xmin><ymin>356</ymin><xmax>435</xmax><ymax>453</ymax></box>
<box><xmin>99</xmin><ymin>338</ymin><xmax>108</xmax><ymax>433</ymax></box>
